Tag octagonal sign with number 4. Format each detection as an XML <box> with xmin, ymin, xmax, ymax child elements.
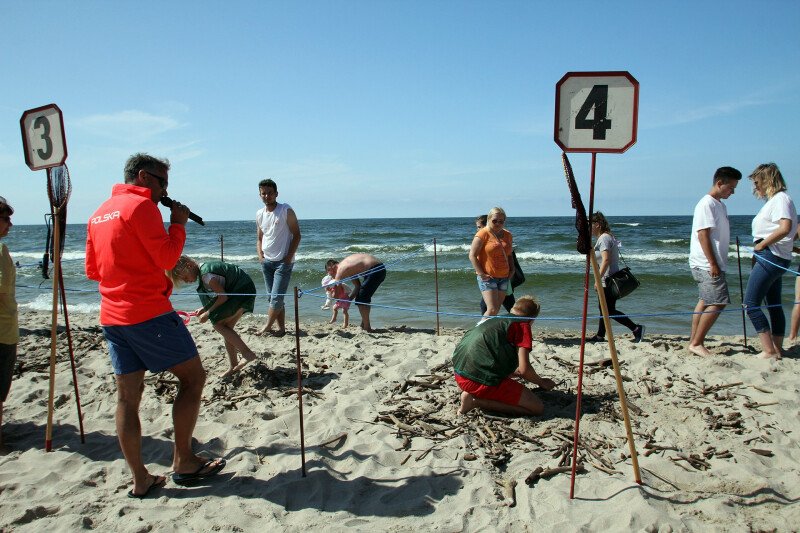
<box><xmin>555</xmin><ymin>71</ymin><xmax>639</xmax><ymax>153</ymax></box>
<box><xmin>20</xmin><ymin>103</ymin><xmax>68</xmax><ymax>170</ymax></box>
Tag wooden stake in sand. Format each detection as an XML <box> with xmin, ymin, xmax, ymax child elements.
<box><xmin>590</xmin><ymin>252</ymin><xmax>642</xmax><ymax>484</ymax></box>
<box><xmin>45</xmin><ymin>192</ymin><xmax>60</xmax><ymax>452</ymax></box>
<box><xmin>293</xmin><ymin>287</ymin><xmax>307</xmax><ymax>477</ymax></box>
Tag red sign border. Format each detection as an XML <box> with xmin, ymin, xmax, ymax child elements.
<box><xmin>554</xmin><ymin>71</ymin><xmax>639</xmax><ymax>154</ymax></box>
<box><xmin>20</xmin><ymin>103</ymin><xmax>68</xmax><ymax>170</ymax></box>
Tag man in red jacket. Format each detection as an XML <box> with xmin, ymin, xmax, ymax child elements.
<box><xmin>86</xmin><ymin>153</ymin><xmax>224</xmax><ymax>498</ymax></box>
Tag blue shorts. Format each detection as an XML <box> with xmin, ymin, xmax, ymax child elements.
<box><xmin>355</xmin><ymin>265</ymin><xmax>387</xmax><ymax>304</ymax></box>
<box><xmin>477</xmin><ymin>276</ymin><xmax>508</xmax><ymax>292</ymax></box>
<box><xmin>102</xmin><ymin>312</ymin><xmax>198</xmax><ymax>375</ymax></box>
<box><xmin>261</xmin><ymin>260</ymin><xmax>294</xmax><ymax>310</ymax></box>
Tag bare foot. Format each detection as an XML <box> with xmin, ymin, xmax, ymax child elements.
<box><xmin>756</xmin><ymin>351</ymin><xmax>781</xmax><ymax>360</ymax></box>
<box><xmin>257</xmin><ymin>325</ymin><xmax>270</xmax><ymax>336</ymax></box>
<box><xmin>222</xmin><ymin>352</ymin><xmax>257</xmax><ymax>377</ymax></box>
<box><xmin>458</xmin><ymin>391</ymin><xmax>477</xmax><ymax>415</ymax></box>
<box><xmin>688</xmin><ymin>344</ymin><xmax>713</xmax><ymax>357</ymax></box>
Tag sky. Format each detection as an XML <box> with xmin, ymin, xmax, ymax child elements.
<box><xmin>1</xmin><ymin>0</ymin><xmax>799</xmax><ymax>224</ymax></box>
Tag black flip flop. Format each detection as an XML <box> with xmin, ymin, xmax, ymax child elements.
<box><xmin>127</xmin><ymin>474</ymin><xmax>167</xmax><ymax>499</ymax></box>
<box><xmin>172</xmin><ymin>458</ymin><xmax>226</xmax><ymax>486</ymax></box>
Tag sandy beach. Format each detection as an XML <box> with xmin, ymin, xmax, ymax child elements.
<box><xmin>1</xmin><ymin>308</ymin><xmax>798</xmax><ymax>532</ymax></box>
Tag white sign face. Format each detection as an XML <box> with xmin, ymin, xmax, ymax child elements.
<box><xmin>20</xmin><ymin>104</ymin><xmax>68</xmax><ymax>170</ymax></box>
<box><xmin>555</xmin><ymin>72</ymin><xmax>638</xmax><ymax>153</ymax></box>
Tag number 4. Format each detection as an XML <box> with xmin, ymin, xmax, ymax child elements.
<box><xmin>575</xmin><ymin>85</ymin><xmax>611</xmax><ymax>140</ymax></box>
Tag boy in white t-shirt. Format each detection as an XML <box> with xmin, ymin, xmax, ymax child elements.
<box><xmin>688</xmin><ymin>166</ymin><xmax>742</xmax><ymax>356</ymax></box>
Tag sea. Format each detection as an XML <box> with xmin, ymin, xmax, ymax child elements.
<box><xmin>5</xmin><ymin>215</ymin><xmax>794</xmax><ymax>336</ymax></box>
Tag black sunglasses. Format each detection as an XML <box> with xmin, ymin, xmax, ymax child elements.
<box><xmin>145</xmin><ymin>170</ymin><xmax>168</xmax><ymax>189</ymax></box>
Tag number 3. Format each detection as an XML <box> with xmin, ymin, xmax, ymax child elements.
<box><xmin>575</xmin><ymin>85</ymin><xmax>611</xmax><ymax>140</ymax></box>
<box><xmin>34</xmin><ymin>115</ymin><xmax>53</xmax><ymax>160</ymax></box>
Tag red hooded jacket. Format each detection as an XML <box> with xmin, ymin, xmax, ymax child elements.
<box><xmin>85</xmin><ymin>184</ymin><xmax>186</xmax><ymax>325</ymax></box>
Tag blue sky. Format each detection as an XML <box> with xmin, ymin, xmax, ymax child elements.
<box><xmin>2</xmin><ymin>0</ymin><xmax>799</xmax><ymax>224</ymax></box>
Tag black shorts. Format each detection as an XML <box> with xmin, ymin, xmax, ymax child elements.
<box><xmin>355</xmin><ymin>265</ymin><xmax>387</xmax><ymax>305</ymax></box>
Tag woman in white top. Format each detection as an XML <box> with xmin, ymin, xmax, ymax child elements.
<box><xmin>743</xmin><ymin>163</ymin><xmax>798</xmax><ymax>360</ymax></box>
<box><xmin>588</xmin><ymin>212</ymin><xmax>644</xmax><ymax>343</ymax></box>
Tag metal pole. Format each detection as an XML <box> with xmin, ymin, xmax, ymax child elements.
<box><xmin>219</xmin><ymin>234</ymin><xmax>224</xmax><ymax>262</ymax></box>
<box><xmin>293</xmin><ymin>287</ymin><xmax>307</xmax><ymax>477</ymax></box>
<box><xmin>569</xmin><ymin>152</ymin><xmax>596</xmax><ymax>498</ymax></box>
<box><xmin>735</xmin><ymin>237</ymin><xmax>748</xmax><ymax>349</ymax></box>
<box><xmin>433</xmin><ymin>238</ymin><xmax>440</xmax><ymax>335</ymax></box>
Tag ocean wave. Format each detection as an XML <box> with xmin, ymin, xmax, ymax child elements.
<box><xmin>425</xmin><ymin>243</ymin><xmax>470</xmax><ymax>253</ymax></box>
<box><xmin>658</xmin><ymin>239</ymin><xmax>686</xmax><ymax>244</ymax></box>
<box><xmin>343</xmin><ymin>243</ymin><xmax>423</xmax><ymax>253</ymax></box>
<box><xmin>617</xmin><ymin>222</ymin><xmax>642</xmax><ymax>227</ymax></box>
<box><xmin>22</xmin><ymin>294</ymin><xmax>99</xmax><ymax>314</ymax></box>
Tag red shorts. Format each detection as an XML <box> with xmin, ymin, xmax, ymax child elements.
<box><xmin>454</xmin><ymin>373</ymin><xmax>524</xmax><ymax>405</ymax></box>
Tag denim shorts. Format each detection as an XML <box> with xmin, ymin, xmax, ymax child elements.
<box><xmin>103</xmin><ymin>312</ymin><xmax>198</xmax><ymax>375</ymax></box>
<box><xmin>691</xmin><ymin>268</ymin><xmax>731</xmax><ymax>305</ymax></box>
<box><xmin>477</xmin><ymin>276</ymin><xmax>508</xmax><ymax>292</ymax></box>
<box><xmin>261</xmin><ymin>260</ymin><xmax>294</xmax><ymax>310</ymax></box>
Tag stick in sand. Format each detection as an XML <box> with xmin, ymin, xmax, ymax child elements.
<box><xmin>293</xmin><ymin>287</ymin><xmax>307</xmax><ymax>477</ymax></box>
<box><xmin>589</xmin><ymin>252</ymin><xmax>642</xmax><ymax>484</ymax></box>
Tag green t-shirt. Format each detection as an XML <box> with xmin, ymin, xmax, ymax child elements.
<box><xmin>452</xmin><ymin>318</ymin><xmax>518</xmax><ymax>386</ymax></box>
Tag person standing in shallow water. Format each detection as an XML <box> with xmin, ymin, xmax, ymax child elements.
<box><xmin>256</xmin><ymin>178</ymin><xmax>301</xmax><ymax>337</ymax></box>
<box><xmin>0</xmin><ymin>197</ymin><xmax>17</xmax><ymax>455</ymax></box>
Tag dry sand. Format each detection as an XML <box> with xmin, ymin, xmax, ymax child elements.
<box><xmin>1</xmin><ymin>308</ymin><xmax>798</xmax><ymax>532</ymax></box>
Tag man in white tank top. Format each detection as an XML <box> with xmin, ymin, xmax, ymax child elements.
<box><xmin>256</xmin><ymin>179</ymin><xmax>301</xmax><ymax>336</ymax></box>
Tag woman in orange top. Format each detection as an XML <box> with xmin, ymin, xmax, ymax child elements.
<box><xmin>469</xmin><ymin>207</ymin><xmax>515</xmax><ymax>320</ymax></box>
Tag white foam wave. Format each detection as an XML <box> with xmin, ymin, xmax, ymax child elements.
<box><xmin>344</xmin><ymin>243</ymin><xmax>421</xmax><ymax>252</ymax></box>
<box><xmin>22</xmin><ymin>294</ymin><xmax>99</xmax><ymax>314</ymax></box>
<box><xmin>658</xmin><ymin>239</ymin><xmax>685</xmax><ymax>244</ymax></box>
<box><xmin>617</xmin><ymin>222</ymin><xmax>642</xmax><ymax>227</ymax></box>
<box><xmin>425</xmin><ymin>243</ymin><xmax>470</xmax><ymax>253</ymax></box>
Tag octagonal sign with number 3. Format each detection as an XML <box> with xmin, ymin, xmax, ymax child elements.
<box><xmin>554</xmin><ymin>71</ymin><xmax>639</xmax><ymax>153</ymax></box>
<box><xmin>20</xmin><ymin>103</ymin><xmax>68</xmax><ymax>170</ymax></box>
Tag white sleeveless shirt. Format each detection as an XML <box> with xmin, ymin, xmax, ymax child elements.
<box><xmin>257</xmin><ymin>203</ymin><xmax>294</xmax><ymax>262</ymax></box>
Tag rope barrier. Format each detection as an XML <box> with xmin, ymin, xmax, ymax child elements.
<box><xmin>16</xmin><ymin>281</ymin><xmax>800</xmax><ymax>322</ymax></box>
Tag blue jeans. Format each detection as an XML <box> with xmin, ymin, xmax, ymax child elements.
<box><xmin>744</xmin><ymin>248</ymin><xmax>791</xmax><ymax>334</ymax></box>
<box><xmin>261</xmin><ymin>260</ymin><xmax>294</xmax><ymax>311</ymax></box>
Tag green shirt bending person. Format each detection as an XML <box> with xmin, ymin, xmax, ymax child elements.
<box><xmin>453</xmin><ymin>295</ymin><xmax>555</xmax><ymax>416</ymax></box>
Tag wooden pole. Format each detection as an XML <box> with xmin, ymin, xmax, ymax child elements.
<box><xmin>433</xmin><ymin>238</ymin><xmax>440</xmax><ymax>335</ymax></box>
<box><xmin>293</xmin><ymin>287</ymin><xmax>306</xmax><ymax>477</ymax></box>
<box><xmin>569</xmin><ymin>152</ymin><xmax>596</xmax><ymax>498</ymax></box>
<box><xmin>589</xmin><ymin>252</ymin><xmax>642</xmax><ymax>484</ymax></box>
<box><xmin>735</xmin><ymin>237</ymin><xmax>748</xmax><ymax>349</ymax></box>
<box><xmin>58</xmin><ymin>267</ymin><xmax>85</xmax><ymax>443</ymax></box>
<box><xmin>45</xmin><ymin>200</ymin><xmax>60</xmax><ymax>452</ymax></box>
<box><xmin>220</xmin><ymin>234</ymin><xmax>224</xmax><ymax>262</ymax></box>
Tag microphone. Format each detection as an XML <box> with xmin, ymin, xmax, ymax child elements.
<box><xmin>160</xmin><ymin>196</ymin><xmax>205</xmax><ymax>226</ymax></box>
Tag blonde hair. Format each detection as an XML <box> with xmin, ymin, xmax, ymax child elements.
<box><xmin>487</xmin><ymin>207</ymin><xmax>506</xmax><ymax>222</ymax></box>
<box><xmin>512</xmin><ymin>295</ymin><xmax>540</xmax><ymax>318</ymax></box>
<box><xmin>167</xmin><ymin>255</ymin><xmax>198</xmax><ymax>286</ymax></box>
<box><xmin>749</xmin><ymin>163</ymin><xmax>786</xmax><ymax>199</ymax></box>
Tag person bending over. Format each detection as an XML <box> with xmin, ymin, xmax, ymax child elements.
<box><xmin>453</xmin><ymin>295</ymin><xmax>555</xmax><ymax>416</ymax></box>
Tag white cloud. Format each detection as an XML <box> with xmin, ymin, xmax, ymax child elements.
<box><xmin>72</xmin><ymin>110</ymin><xmax>184</xmax><ymax>142</ymax></box>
